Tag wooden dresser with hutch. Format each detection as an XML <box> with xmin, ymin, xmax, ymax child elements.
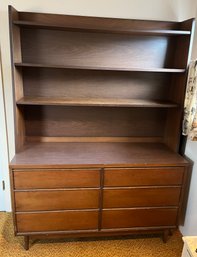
<box><xmin>8</xmin><ymin>5</ymin><xmax>195</xmax><ymax>249</ymax></box>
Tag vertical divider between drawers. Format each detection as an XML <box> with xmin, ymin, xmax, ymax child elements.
<box><xmin>98</xmin><ymin>168</ymin><xmax>104</xmax><ymax>230</ymax></box>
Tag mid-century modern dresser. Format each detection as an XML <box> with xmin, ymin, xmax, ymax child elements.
<box><xmin>9</xmin><ymin>5</ymin><xmax>195</xmax><ymax>249</ymax></box>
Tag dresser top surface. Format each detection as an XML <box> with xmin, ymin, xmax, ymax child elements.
<box><xmin>10</xmin><ymin>142</ymin><xmax>189</xmax><ymax>168</ymax></box>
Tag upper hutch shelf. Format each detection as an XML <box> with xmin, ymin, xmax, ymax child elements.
<box><xmin>13</xmin><ymin>20</ymin><xmax>191</xmax><ymax>36</ymax></box>
<box><xmin>16</xmin><ymin>97</ymin><xmax>179</xmax><ymax>108</ymax></box>
<box><xmin>14</xmin><ymin>63</ymin><xmax>186</xmax><ymax>73</ymax></box>
<box><xmin>9</xmin><ymin>5</ymin><xmax>195</xmax><ymax>153</ymax></box>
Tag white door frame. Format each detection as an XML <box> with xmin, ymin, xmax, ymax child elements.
<box><xmin>0</xmin><ymin>51</ymin><xmax>11</xmax><ymax>211</ymax></box>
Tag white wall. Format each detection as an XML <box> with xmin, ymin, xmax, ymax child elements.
<box><xmin>179</xmin><ymin>2</ymin><xmax>197</xmax><ymax>236</ymax></box>
<box><xmin>180</xmin><ymin>142</ymin><xmax>197</xmax><ymax>235</ymax></box>
<box><xmin>178</xmin><ymin>0</ymin><xmax>197</xmax><ymax>20</ymax></box>
<box><xmin>0</xmin><ymin>1</ymin><xmax>197</xmax><ymax>231</ymax></box>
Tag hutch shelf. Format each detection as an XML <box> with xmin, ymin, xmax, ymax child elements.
<box><xmin>9</xmin><ymin>5</ymin><xmax>195</xmax><ymax>250</ymax></box>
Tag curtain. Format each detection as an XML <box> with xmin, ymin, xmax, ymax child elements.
<box><xmin>182</xmin><ymin>60</ymin><xmax>197</xmax><ymax>140</ymax></box>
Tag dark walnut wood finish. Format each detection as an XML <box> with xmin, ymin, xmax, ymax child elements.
<box><xmin>9</xmin><ymin>5</ymin><xmax>195</xmax><ymax>250</ymax></box>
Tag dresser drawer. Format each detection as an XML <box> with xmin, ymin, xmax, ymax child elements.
<box><xmin>103</xmin><ymin>187</ymin><xmax>181</xmax><ymax>208</ymax></box>
<box><xmin>16</xmin><ymin>210</ymin><xmax>99</xmax><ymax>232</ymax></box>
<box><xmin>102</xmin><ymin>208</ymin><xmax>178</xmax><ymax>229</ymax></box>
<box><xmin>13</xmin><ymin>169</ymin><xmax>100</xmax><ymax>189</ymax></box>
<box><xmin>15</xmin><ymin>189</ymin><xmax>99</xmax><ymax>211</ymax></box>
<box><xmin>104</xmin><ymin>167</ymin><xmax>184</xmax><ymax>187</ymax></box>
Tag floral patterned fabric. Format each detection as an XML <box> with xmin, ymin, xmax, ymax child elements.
<box><xmin>182</xmin><ymin>60</ymin><xmax>197</xmax><ymax>140</ymax></box>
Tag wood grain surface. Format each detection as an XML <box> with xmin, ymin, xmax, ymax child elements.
<box><xmin>16</xmin><ymin>210</ymin><xmax>99</xmax><ymax>232</ymax></box>
<box><xmin>10</xmin><ymin>142</ymin><xmax>189</xmax><ymax>168</ymax></box>
<box><xmin>14</xmin><ymin>169</ymin><xmax>100</xmax><ymax>189</ymax></box>
<box><xmin>102</xmin><ymin>208</ymin><xmax>178</xmax><ymax>228</ymax></box>
<box><xmin>15</xmin><ymin>189</ymin><xmax>99</xmax><ymax>211</ymax></box>
<box><xmin>103</xmin><ymin>187</ymin><xmax>181</xmax><ymax>208</ymax></box>
<box><xmin>104</xmin><ymin>167</ymin><xmax>184</xmax><ymax>186</ymax></box>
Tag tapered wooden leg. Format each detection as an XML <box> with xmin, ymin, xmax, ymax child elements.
<box><xmin>162</xmin><ymin>229</ymin><xmax>169</xmax><ymax>243</ymax></box>
<box><xmin>24</xmin><ymin>236</ymin><xmax>29</xmax><ymax>250</ymax></box>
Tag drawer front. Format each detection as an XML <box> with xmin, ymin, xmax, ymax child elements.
<box><xmin>104</xmin><ymin>167</ymin><xmax>184</xmax><ymax>187</ymax></box>
<box><xmin>16</xmin><ymin>211</ymin><xmax>98</xmax><ymax>232</ymax></box>
<box><xmin>103</xmin><ymin>187</ymin><xmax>181</xmax><ymax>208</ymax></box>
<box><xmin>13</xmin><ymin>169</ymin><xmax>100</xmax><ymax>189</ymax></box>
<box><xmin>15</xmin><ymin>189</ymin><xmax>99</xmax><ymax>211</ymax></box>
<box><xmin>102</xmin><ymin>208</ymin><xmax>178</xmax><ymax>229</ymax></box>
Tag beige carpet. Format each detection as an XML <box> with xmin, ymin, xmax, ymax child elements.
<box><xmin>0</xmin><ymin>212</ymin><xmax>183</xmax><ymax>256</ymax></box>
